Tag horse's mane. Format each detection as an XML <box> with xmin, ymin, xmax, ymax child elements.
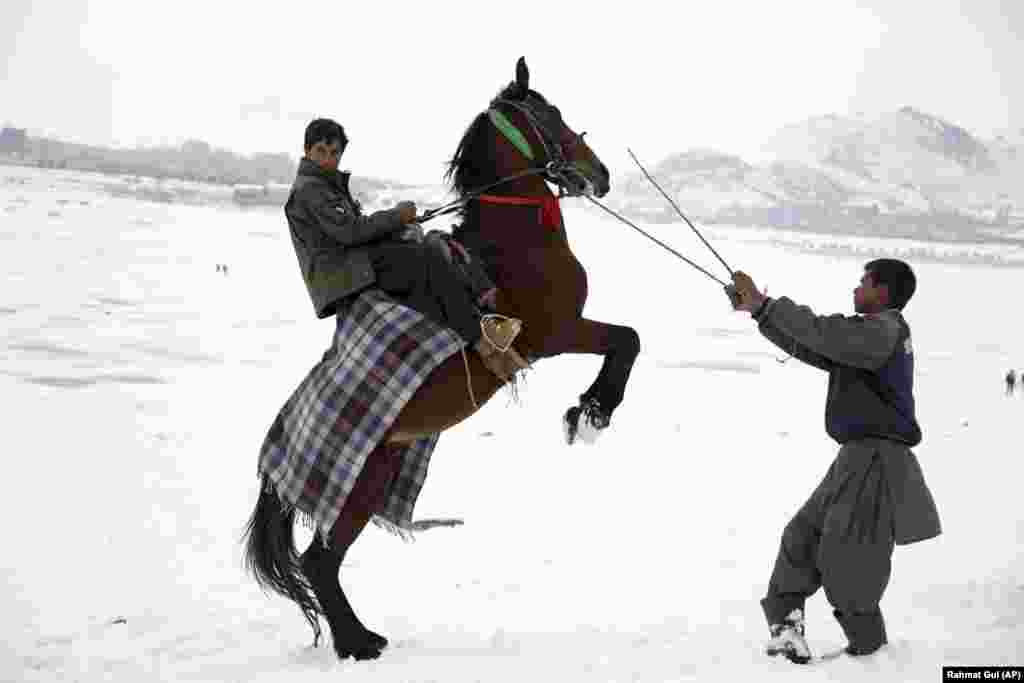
<box><xmin>444</xmin><ymin>111</ymin><xmax>493</xmax><ymax>200</ymax></box>
<box><xmin>445</xmin><ymin>83</ymin><xmax>548</xmax><ymax>200</ymax></box>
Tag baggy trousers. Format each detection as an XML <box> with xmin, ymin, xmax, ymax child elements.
<box><xmin>761</xmin><ymin>439</ymin><xmax>897</xmax><ymax>651</ymax></box>
<box><xmin>369</xmin><ymin>241</ymin><xmax>482</xmax><ymax>346</ymax></box>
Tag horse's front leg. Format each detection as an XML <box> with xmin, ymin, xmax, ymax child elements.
<box><xmin>549</xmin><ymin>317</ymin><xmax>640</xmax><ymax>445</ymax></box>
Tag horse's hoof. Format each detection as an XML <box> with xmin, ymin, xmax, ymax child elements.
<box><xmin>351</xmin><ymin>644</ymin><xmax>383</xmax><ymax>661</ymax></box>
<box><xmin>332</xmin><ymin>627</ymin><xmax>387</xmax><ymax>661</ymax></box>
<box><xmin>563</xmin><ymin>398</ymin><xmax>609</xmax><ymax>445</ymax></box>
<box><xmin>334</xmin><ymin>639</ymin><xmax>383</xmax><ymax>661</ymax></box>
<box><xmin>337</xmin><ymin>645</ymin><xmax>383</xmax><ymax>661</ymax></box>
<box><xmin>364</xmin><ymin>629</ymin><xmax>388</xmax><ymax>650</ymax></box>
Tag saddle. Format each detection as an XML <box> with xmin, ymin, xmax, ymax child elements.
<box><xmin>423</xmin><ymin>229</ymin><xmax>497</xmax><ymax>310</ymax></box>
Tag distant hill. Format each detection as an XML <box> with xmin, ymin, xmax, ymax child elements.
<box><xmin>0</xmin><ymin>128</ymin><xmax>457</xmax><ymax>211</ymax></box>
<box><xmin>0</xmin><ymin>130</ymin><xmax>296</xmax><ymax>186</ymax></box>
<box><xmin>6</xmin><ymin>109</ymin><xmax>1024</xmax><ymax>244</ymax></box>
<box><xmin>610</xmin><ymin>107</ymin><xmax>1024</xmax><ymax>243</ymax></box>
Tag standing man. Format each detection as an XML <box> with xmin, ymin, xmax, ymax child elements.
<box><xmin>727</xmin><ymin>258</ymin><xmax>941</xmax><ymax>663</ymax></box>
<box><xmin>1006</xmin><ymin>369</ymin><xmax>1017</xmax><ymax>396</ymax></box>
<box><xmin>286</xmin><ymin>118</ymin><xmax>527</xmax><ymax>380</ymax></box>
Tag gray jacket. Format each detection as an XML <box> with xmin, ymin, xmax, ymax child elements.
<box><xmin>284</xmin><ymin>159</ymin><xmax>406</xmax><ymax>318</ymax></box>
<box><xmin>754</xmin><ymin>297</ymin><xmax>921</xmax><ymax>446</ymax></box>
<box><xmin>754</xmin><ymin>296</ymin><xmax>940</xmax><ymax>545</ymax></box>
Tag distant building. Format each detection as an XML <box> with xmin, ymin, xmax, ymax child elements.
<box><xmin>0</xmin><ymin>127</ymin><xmax>28</xmax><ymax>156</ymax></box>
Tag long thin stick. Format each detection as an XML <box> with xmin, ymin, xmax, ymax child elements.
<box><xmin>585</xmin><ymin>196</ymin><xmax>728</xmax><ymax>287</ymax></box>
<box><xmin>627</xmin><ymin>148</ymin><xmax>734</xmax><ymax>278</ymax></box>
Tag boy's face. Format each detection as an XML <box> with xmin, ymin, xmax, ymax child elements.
<box><xmin>305</xmin><ymin>139</ymin><xmax>344</xmax><ymax>172</ymax></box>
<box><xmin>853</xmin><ymin>270</ymin><xmax>889</xmax><ymax>314</ymax></box>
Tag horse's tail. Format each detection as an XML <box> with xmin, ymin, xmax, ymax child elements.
<box><xmin>242</xmin><ymin>476</ymin><xmax>322</xmax><ymax>645</ymax></box>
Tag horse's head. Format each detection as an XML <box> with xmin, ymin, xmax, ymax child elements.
<box><xmin>447</xmin><ymin>57</ymin><xmax>611</xmax><ymax>199</ymax></box>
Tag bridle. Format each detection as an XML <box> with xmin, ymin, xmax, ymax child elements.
<box><xmin>418</xmin><ymin>94</ymin><xmax>598</xmax><ymax>224</ymax></box>
<box><xmin>489</xmin><ymin>95</ymin><xmax>596</xmax><ymax>198</ymax></box>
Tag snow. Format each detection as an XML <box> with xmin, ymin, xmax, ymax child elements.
<box><xmin>2</xmin><ymin>165</ymin><xmax>1023</xmax><ymax>681</ymax></box>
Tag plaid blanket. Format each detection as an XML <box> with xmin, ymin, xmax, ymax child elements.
<box><xmin>258</xmin><ymin>288</ymin><xmax>464</xmax><ymax>541</ymax></box>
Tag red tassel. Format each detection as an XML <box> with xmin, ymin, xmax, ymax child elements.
<box><xmin>539</xmin><ymin>195</ymin><xmax>562</xmax><ymax>229</ymax></box>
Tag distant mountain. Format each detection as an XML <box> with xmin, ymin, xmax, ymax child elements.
<box><xmin>7</xmin><ymin>111</ymin><xmax>1023</xmax><ymax>244</ymax></box>
<box><xmin>230</xmin><ymin>173</ymin><xmax>454</xmax><ymax>211</ymax></box>
<box><xmin>612</xmin><ymin>108</ymin><xmax>1024</xmax><ymax>242</ymax></box>
<box><xmin>0</xmin><ymin>127</ymin><xmax>456</xmax><ymax>212</ymax></box>
<box><xmin>0</xmin><ymin>130</ymin><xmax>296</xmax><ymax>186</ymax></box>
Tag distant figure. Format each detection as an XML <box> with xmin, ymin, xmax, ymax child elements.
<box><xmin>1007</xmin><ymin>369</ymin><xmax>1017</xmax><ymax>396</ymax></box>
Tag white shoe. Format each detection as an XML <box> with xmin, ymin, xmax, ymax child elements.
<box><xmin>765</xmin><ymin>609</ymin><xmax>811</xmax><ymax>664</ymax></box>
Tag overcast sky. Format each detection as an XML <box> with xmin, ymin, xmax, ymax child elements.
<box><xmin>2</xmin><ymin>0</ymin><xmax>1021</xmax><ymax>183</ymax></box>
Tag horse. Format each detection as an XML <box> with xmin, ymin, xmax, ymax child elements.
<box><xmin>243</xmin><ymin>56</ymin><xmax>641</xmax><ymax>661</ymax></box>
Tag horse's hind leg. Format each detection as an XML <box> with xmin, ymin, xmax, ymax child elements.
<box><xmin>554</xmin><ymin>318</ymin><xmax>640</xmax><ymax>443</ymax></box>
<box><xmin>300</xmin><ymin>441</ymin><xmax>402</xmax><ymax>660</ymax></box>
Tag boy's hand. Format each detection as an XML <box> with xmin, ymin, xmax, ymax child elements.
<box><xmin>730</xmin><ymin>271</ymin><xmax>768</xmax><ymax>313</ymax></box>
<box><xmin>396</xmin><ymin>201</ymin><xmax>417</xmax><ymax>224</ymax></box>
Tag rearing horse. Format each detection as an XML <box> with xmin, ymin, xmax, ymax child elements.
<box><xmin>390</xmin><ymin>56</ymin><xmax>641</xmax><ymax>443</ymax></box>
<box><xmin>244</xmin><ymin>57</ymin><xmax>641</xmax><ymax>661</ymax></box>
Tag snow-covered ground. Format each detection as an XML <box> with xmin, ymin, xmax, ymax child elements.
<box><xmin>2</xmin><ymin>165</ymin><xmax>1022</xmax><ymax>681</ymax></box>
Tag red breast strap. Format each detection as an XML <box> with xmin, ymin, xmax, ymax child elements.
<box><xmin>478</xmin><ymin>194</ymin><xmax>562</xmax><ymax>230</ymax></box>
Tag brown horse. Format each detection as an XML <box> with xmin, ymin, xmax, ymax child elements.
<box><xmin>243</xmin><ymin>57</ymin><xmax>640</xmax><ymax>661</ymax></box>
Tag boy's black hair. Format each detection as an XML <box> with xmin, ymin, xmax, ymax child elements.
<box><xmin>865</xmin><ymin>258</ymin><xmax>916</xmax><ymax>310</ymax></box>
<box><xmin>304</xmin><ymin>118</ymin><xmax>347</xmax><ymax>151</ymax></box>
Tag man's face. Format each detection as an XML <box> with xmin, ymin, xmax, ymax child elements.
<box><xmin>305</xmin><ymin>139</ymin><xmax>344</xmax><ymax>172</ymax></box>
<box><xmin>853</xmin><ymin>270</ymin><xmax>888</xmax><ymax>314</ymax></box>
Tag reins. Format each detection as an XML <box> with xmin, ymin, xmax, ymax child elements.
<box><xmin>626</xmin><ymin>149</ymin><xmax>735</xmax><ymax>279</ymax></box>
<box><xmin>419</xmin><ymin>95</ymin><xmax>590</xmax><ymax>225</ymax></box>
<box><xmin>583</xmin><ymin>195</ymin><xmax>731</xmax><ymax>287</ymax></box>
<box><xmin>416</xmin><ymin>166</ymin><xmax>552</xmax><ymax>224</ymax></box>
<box><xmin>582</xmin><ymin>150</ymin><xmax>736</xmax><ymax>289</ymax></box>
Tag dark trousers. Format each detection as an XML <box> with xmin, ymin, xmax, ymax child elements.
<box><xmin>369</xmin><ymin>241</ymin><xmax>481</xmax><ymax>346</ymax></box>
<box><xmin>761</xmin><ymin>440</ymin><xmax>895</xmax><ymax>651</ymax></box>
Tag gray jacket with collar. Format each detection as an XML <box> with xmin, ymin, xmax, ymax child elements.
<box><xmin>284</xmin><ymin>158</ymin><xmax>406</xmax><ymax>318</ymax></box>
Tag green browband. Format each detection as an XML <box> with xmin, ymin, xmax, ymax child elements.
<box><xmin>487</xmin><ymin>108</ymin><xmax>535</xmax><ymax>161</ymax></box>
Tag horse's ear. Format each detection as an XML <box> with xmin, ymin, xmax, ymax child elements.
<box><xmin>515</xmin><ymin>57</ymin><xmax>529</xmax><ymax>92</ymax></box>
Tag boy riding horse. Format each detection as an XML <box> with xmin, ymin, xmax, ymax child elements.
<box><xmin>286</xmin><ymin>118</ymin><xmax>528</xmax><ymax>379</ymax></box>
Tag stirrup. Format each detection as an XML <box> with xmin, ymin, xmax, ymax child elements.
<box><xmin>480</xmin><ymin>313</ymin><xmax>522</xmax><ymax>353</ymax></box>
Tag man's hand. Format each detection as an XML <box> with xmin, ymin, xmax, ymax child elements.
<box><xmin>728</xmin><ymin>270</ymin><xmax>768</xmax><ymax>313</ymax></box>
<box><xmin>396</xmin><ymin>201</ymin><xmax>417</xmax><ymax>224</ymax></box>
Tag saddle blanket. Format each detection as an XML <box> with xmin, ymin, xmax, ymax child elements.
<box><xmin>257</xmin><ymin>287</ymin><xmax>464</xmax><ymax>540</ymax></box>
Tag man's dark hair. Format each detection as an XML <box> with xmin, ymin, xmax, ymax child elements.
<box><xmin>865</xmin><ymin>258</ymin><xmax>916</xmax><ymax>310</ymax></box>
<box><xmin>304</xmin><ymin>118</ymin><xmax>346</xmax><ymax>151</ymax></box>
